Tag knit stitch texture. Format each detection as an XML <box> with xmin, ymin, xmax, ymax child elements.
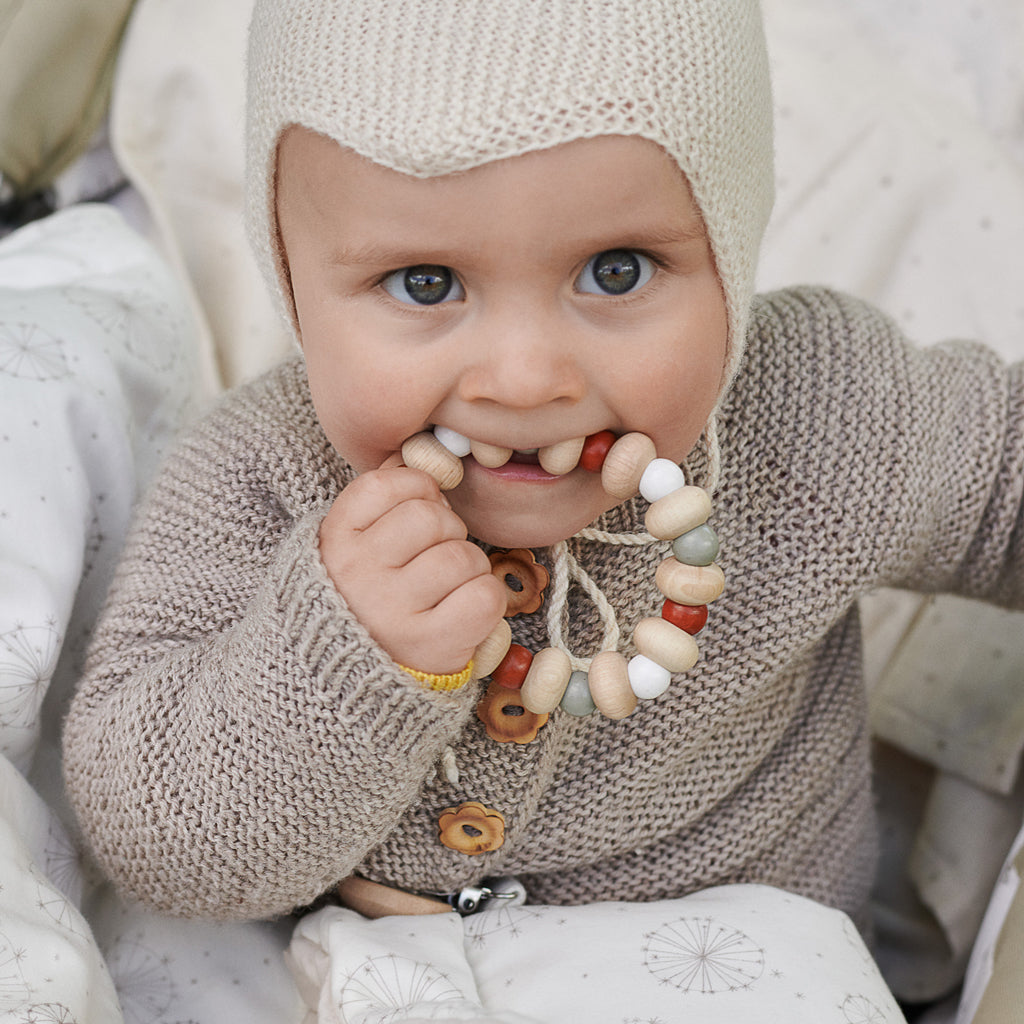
<box><xmin>62</xmin><ymin>287</ymin><xmax>1024</xmax><ymax>922</ymax></box>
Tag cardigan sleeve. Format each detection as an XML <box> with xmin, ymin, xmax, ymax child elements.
<box><xmin>735</xmin><ymin>287</ymin><xmax>1024</xmax><ymax>607</ymax></box>
<box><xmin>62</xmin><ymin>361</ymin><xmax>478</xmax><ymax>920</ymax></box>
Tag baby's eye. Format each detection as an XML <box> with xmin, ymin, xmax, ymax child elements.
<box><xmin>382</xmin><ymin>265</ymin><xmax>465</xmax><ymax>305</ymax></box>
<box><xmin>576</xmin><ymin>250</ymin><xmax>655</xmax><ymax>296</ymax></box>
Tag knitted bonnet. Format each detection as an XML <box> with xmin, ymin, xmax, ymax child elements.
<box><xmin>246</xmin><ymin>0</ymin><xmax>775</xmax><ymax>397</ymax></box>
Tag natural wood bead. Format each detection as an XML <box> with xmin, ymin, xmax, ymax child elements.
<box><xmin>600</xmin><ymin>432</ymin><xmax>657</xmax><ymax>499</ymax></box>
<box><xmin>661</xmin><ymin>599</ymin><xmax>708</xmax><ymax>635</ymax></box>
<box><xmin>471</xmin><ymin>618</ymin><xmax>512</xmax><ymax>679</ymax></box>
<box><xmin>633</xmin><ymin>616</ymin><xmax>699</xmax><ymax>673</ymax></box>
<box><xmin>538</xmin><ymin>436</ymin><xmax>585</xmax><ymax>476</ymax></box>
<box><xmin>470</xmin><ymin>440</ymin><xmax>513</xmax><ymax>468</ymax></box>
<box><xmin>401</xmin><ymin>431</ymin><xmax>464</xmax><ymax>490</ymax></box>
<box><xmin>654</xmin><ymin>558</ymin><xmax>726</xmax><ymax>605</ymax></box>
<box><xmin>491</xmin><ymin>644</ymin><xmax>533</xmax><ymax>689</ymax></box>
<box><xmin>521</xmin><ymin>647</ymin><xmax>572</xmax><ymax>714</ymax></box>
<box><xmin>586</xmin><ymin>650</ymin><xmax>637</xmax><ymax>719</ymax></box>
<box><xmin>579</xmin><ymin>430</ymin><xmax>616</xmax><ymax>473</ymax></box>
<box><xmin>644</xmin><ymin>485</ymin><xmax>712</xmax><ymax>540</ymax></box>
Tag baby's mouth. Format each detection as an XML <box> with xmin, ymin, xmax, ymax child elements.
<box><xmin>433</xmin><ymin>428</ymin><xmax>589</xmax><ymax>476</ymax></box>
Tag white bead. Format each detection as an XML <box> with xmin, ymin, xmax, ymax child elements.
<box><xmin>627</xmin><ymin>654</ymin><xmax>672</xmax><ymax>699</ymax></box>
<box><xmin>639</xmin><ymin>458</ymin><xmax>688</xmax><ymax>503</ymax></box>
<box><xmin>433</xmin><ymin>425</ymin><xmax>472</xmax><ymax>457</ymax></box>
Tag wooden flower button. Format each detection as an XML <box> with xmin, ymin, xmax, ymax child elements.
<box><xmin>488</xmin><ymin>548</ymin><xmax>549</xmax><ymax>616</ymax></box>
<box><xmin>476</xmin><ymin>679</ymin><xmax>549</xmax><ymax>743</ymax></box>
<box><xmin>438</xmin><ymin>801</ymin><xmax>506</xmax><ymax>855</ymax></box>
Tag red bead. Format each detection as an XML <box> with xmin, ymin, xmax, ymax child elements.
<box><xmin>579</xmin><ymin>431</ymin><xmax>617</xmax><ymax>473</ymax></box>
<box><xmin>661</xmin><ymin>600</ymin><xmax>708</xmax><ymax>635</ymax></box>
<box><xmin>491</xmin><ymin>644</ymin><xmax>533</xmax><ymax>688</ymax></box>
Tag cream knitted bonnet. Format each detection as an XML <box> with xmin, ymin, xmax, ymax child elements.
<box><xmin>246</xmin><ymin>0</ymin><xmax>775</xmax><ymax>399</ymax></box>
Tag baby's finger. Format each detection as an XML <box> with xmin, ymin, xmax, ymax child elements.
<box><xmin>337</xmin><ymin>466</ymin><xmax>446</xmax><ymax>533</ymax></box>
<box><xmin>398</xmin><ymin>538</ymin><xmax>495</xmax><ymax>613</ymax></box>
<box><xmin>367</xmin><ymin>498</ymin><xmax>468</xmax><ymax>568</ymax></box>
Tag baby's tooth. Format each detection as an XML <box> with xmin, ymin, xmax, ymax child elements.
<box><xmin>433</xmin><ymin>425</ymin><xmax>472</xmax><ymax>457</ymax></box>
<box><xmin>471</xmin><ymin>440</ymin><xmax>514</xmax><ymax>468</ymax></box>
<box><xmin>538</xmin><ymin>436</ymin><xmax>586</xmax><ymax>476</ymax></box>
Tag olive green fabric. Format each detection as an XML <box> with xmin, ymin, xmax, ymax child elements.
<box><xmin>0</xmin><ymin>0</ymin><xmax>136</xmax><ymax>196</ymax></box>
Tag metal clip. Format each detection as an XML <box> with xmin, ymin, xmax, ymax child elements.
<box><xmin>448</xmin><ymin>876</ymin><xmax>528</xmax><ymax>916</ymax></box>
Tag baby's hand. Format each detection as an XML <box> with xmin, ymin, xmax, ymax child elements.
<box><xmin>319</xmin><ymin>465</ymin><xmax>506</xmax><ymax>674</ymax></box>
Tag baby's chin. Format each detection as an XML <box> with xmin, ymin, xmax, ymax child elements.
<box><xmin>454</xmin><ymin>495</ymin><xmax>620</xmax><ymax>550</ymax></box>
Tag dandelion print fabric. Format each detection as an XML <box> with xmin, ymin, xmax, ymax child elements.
<box><xmin>288</xmin><ymin>886</ymin><xmax>907</xmax><ymax>1023</ymax></box>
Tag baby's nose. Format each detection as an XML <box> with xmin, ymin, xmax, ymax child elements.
<box><xmin>457</xmin><ymin>319</ymin><xmax>586</xmax><ymax>408</ymax></box>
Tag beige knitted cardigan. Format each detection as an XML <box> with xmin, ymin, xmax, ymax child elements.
<box><xmin>63</xmin><ymin>287</ymin><xmax>1024</xmax><ymax>923</ymax></box>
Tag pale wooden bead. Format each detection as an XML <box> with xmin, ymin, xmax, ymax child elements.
<box><xmin>538</xmin><ymin>436</ymin><xmax>585</xmax><ymax>476</ymax></box>
<box><xmin>627</xmin><ymin>654</ymin><xmax>672</xmax><ymax>699</ymax></box>
<box><xmin>654</xmin><ymin>558</ymin><xmax>726</xmax><ymax>605</ymax></box>
<box><xmin>433</xmin><ymin>425</ymin><xmax>472</xmax><ymax>457</ymax></box>
<box><xmin>520</xmin><ymin>646</ymin><xmax>572</xmax><ymax>714</ymax></box>
<box><xmin>632</xmin><ymin>617</ymin><xmax>699</xmax><ymax>673</ymax></box>
<box><xmin>644</xmin><ymin>485</ymin><xmax>712</xmax><ymax>540</ymax></box>
<box><xmin>402</xmin><ymin>432</ymin><xmax>464</xmax><ymax>490</ymax></box>
<box><xmin>587</xmin><ymin>650</ymin><xmax>637</xmax><ymax>719</ymax></box>
<box><xmin>471</xmin><ymin>618</ymin><xmax>512</xmax><ymax>679</ymax></box>
<box><xmin>470</xmin><ymin>440</ymin><xmax>513</xmax><ymax>468</ymax></box>
<box><xmin>639</xmin><ymin>458</ymin><xmax>687</xmax><ymax>502</ymax></box>
<box><xmin>600</xmin><ymin>432</ymin><xmax>657</xmax><ymax>499</ymax></box>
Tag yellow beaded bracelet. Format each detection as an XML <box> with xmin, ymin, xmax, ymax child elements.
<box><xmin>399</xmin><ymin>660</ymin><xmax>475</xmax><ymax>692</ymax></box>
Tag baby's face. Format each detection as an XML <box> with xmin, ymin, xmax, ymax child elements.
<box><xmin>276</xmin><ymin>129</ymin><xmax>727</xmax><ymax>547</ymax></box>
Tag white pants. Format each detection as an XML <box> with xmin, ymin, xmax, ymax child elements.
<box><xmin>287</xmin><ymin>884</ymin><xmax>906</xmax><ymax>1024</ymax></box>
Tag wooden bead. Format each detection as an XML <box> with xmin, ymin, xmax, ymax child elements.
<box><xmin>579</xmin><ymin>430</ymin><xmax>616</xmax><ymax>473</ymax></box>
<box><xmin>627</xmin><ymin>654</ymin><xmax>672</xmax><ymax>699</ymax></box>
<box><xmin>644</xmin><ymin>485</ymin><xmax>712</xmax><ymax>540</ymax></box>
<box><xmin>600</xmin><ymin>432</ymin><xmax>656</xmax><ymax>500</ymax></box>
<box><xmin>671</xmin><ymin>523</ymin><xmax>720</xmax><ymax>566</ymax></box>
<box><xmin>633</xmin><ymin>616</ymin><xmax>699</xmax><ymax>673</ymax></box>
<box><xmin>560</xmin><ymin>670</ymin><xmax>597</xmax><ymax>717</ymax></box>
<box><xmin>538</xmin><ymin>436</ymin><xmax>586</xmax><ymax>476</ymax></box>
<box><xmin>661</xmin><ymin>600</ymin><xmax>708</xmax><ymax>635</ymax></box>
<box><xmin>521</xmin><ymin>647</ymin><xmax>572</xmax><ymax>714</ymax></box>
<box><xmin>470</xmin><ymin>440</ymin><xmax>513</xmax><ymax>468</ymax></box>
<box><xmin>587</xmin><ymin>650</ymin><xmax>637</xmax><ymax>719</ymax></box>
<box><xmin>433</xmin><ymin>425</ymin><xmax>472</xmax><ymax>457</ymax></box>
<box><xmin>655</xmin><ymin>558</ymin><xmax>725</xmax><ymax>605</ymax></box>
<box><xmin>471</xmin><ymin>618</ymin><xmax>512</xmax><ymax>679</ymax></box>
<box><xmin>639</xmin><ymin>458</ymin><xmax>687</xmax><ymax>502</ymax></box>
<box><xmin>401</xmin><ymin>431</ymin><xmax>464</xmax><ymax>490</ymax></box>
<box><xmin>491</xmin><ymin>643</ymin><xmax>533</xmax><ymax>689</ymax></box>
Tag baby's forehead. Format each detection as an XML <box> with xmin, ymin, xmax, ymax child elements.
<box><xmin>276</xmin><ymin>130</ymin><xmax>707</xmax><ymax>252</ymax></box>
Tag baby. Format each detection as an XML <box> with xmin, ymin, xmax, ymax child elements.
<box><xmin>64</xmin><ymin>0</ymin><xmax>1023</xmax><ymax>967</ymax></box>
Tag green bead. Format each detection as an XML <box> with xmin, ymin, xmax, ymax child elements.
<box><xmin>671</xmin><ymin>523</ymin><xmax>719</xmax><ymax>566</ymax></box>
<box><xmin>560</xmin><ymin>670</ymin><xmax>596</xmax><ymax>717</ymax></box>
